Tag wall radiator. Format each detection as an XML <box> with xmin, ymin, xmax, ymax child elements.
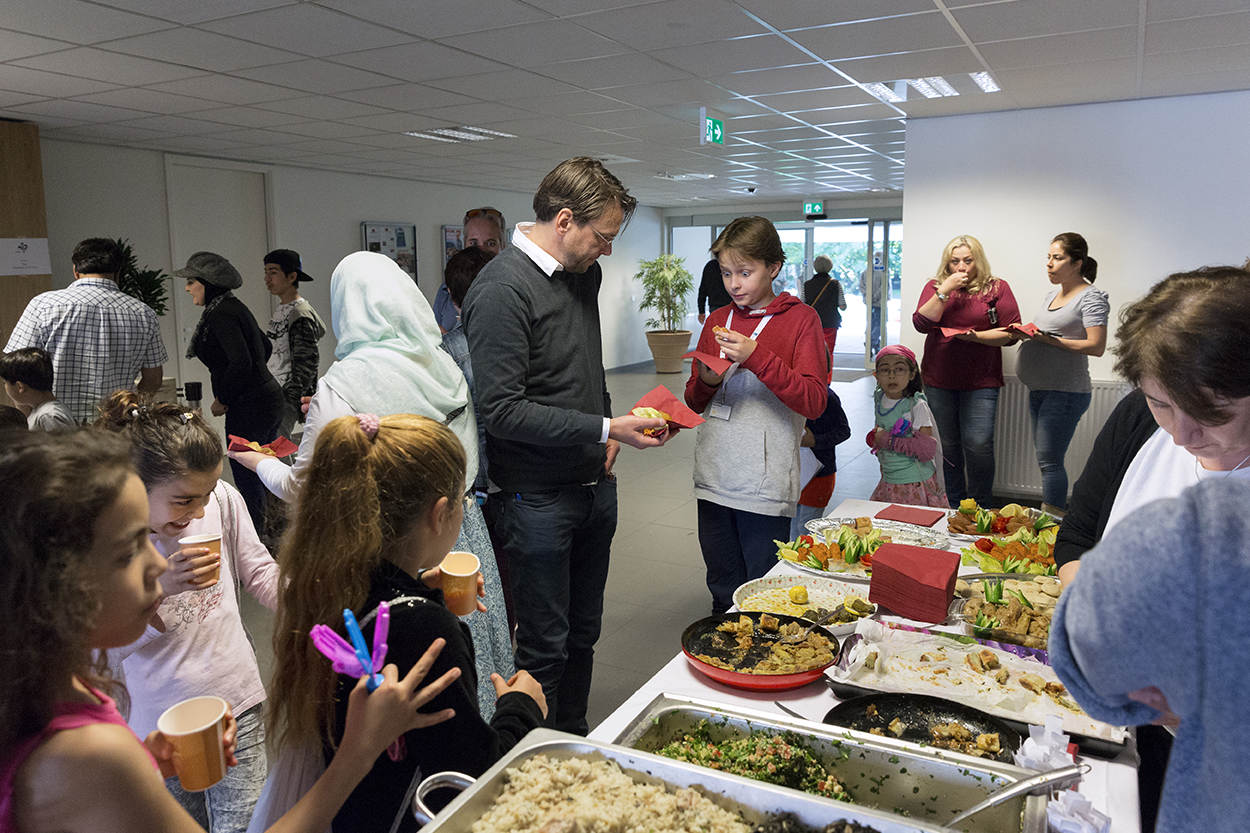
<box><xmin>992</xmin><ymin>377</ymin><xmax>1134</xmax><ymax>500</ymax></box>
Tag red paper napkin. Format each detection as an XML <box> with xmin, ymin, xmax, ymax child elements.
<box><xmin>683</xmin><ymin>349</ymin><xmax>733</xmax><ymax>376</ymax></box>
<box><xmin>875</xmin><ymin>505</ymin><xmax>946</xmax><ymax>527</ymax></box>
<box><xmin>1008</xmin><ymin>322</ymin><xmax>1040</xmax><ymax>337</ymax></box>
<box><xmin>868</xmin><ymin>543</ymin><xmax>960</xmax><ymax>624</ymax></box>
<box><xmin>228</xmin><ymin>434</ymin><xmax>299</xmax><ymax>457</ymax></box>
<box><xmin>940</xmin><ymin>326</ymin><xmax>974</xmax><ymax>338</ymax></box>
<box><xmin>631</xmin><ymin>386</ymin><xmax>705</xmax><ymax>429</ymax></box>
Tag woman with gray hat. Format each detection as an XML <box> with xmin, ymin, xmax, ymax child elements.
<box><xmin>176</xmin><ymin>250</ymin><xmax>283</xmax><ymax>533</ymax></box>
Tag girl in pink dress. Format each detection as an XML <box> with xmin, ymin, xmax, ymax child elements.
<box><xmin>868</xmin><ymin>345</ymin><xmax>948</xmax><ymax>508</ymax></box>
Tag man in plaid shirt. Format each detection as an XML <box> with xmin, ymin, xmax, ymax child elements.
<box><xmin>5</xmin><ymin>238</ymin><xmax>167</xmax><ymax>423</ymax></box>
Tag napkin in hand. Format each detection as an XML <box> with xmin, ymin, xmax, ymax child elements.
<box><xmin>229</xmin><ymin>434</ymin><xmax>299</xmax><ymax>457</ymax></box>
<box><xmin>940</xmin><ymin>326</ymin><xmax>974</xmax><ymax>338</ymax></box>
<box><xmin>631</xmin><ymin>386</ymin><xmax>705</xmax><ymax>430</ymax></box>
<box><xmin>683</xmin><ymin>349</ymin><xmax>733</xmax><ymax>376</ymax></box>
<box><xmin>1008</xmin><ymin>322</ymin><xmax>1041</xmax><ymax>338</ymax></box>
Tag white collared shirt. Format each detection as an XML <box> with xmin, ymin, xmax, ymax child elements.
<box><xmin>509</xmin><ymin>222</ymin><xmax>611</xmax><ymax>443</ymax></box>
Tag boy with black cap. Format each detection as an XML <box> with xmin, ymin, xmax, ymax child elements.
<box><xmin>262</xmin><ymin>249</ymin><xmax>326</xmax><ymax>438</ymax></box>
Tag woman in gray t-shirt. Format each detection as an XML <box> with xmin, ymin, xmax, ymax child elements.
<box><xmin>1013</xmin><ymin>232</ymin><xmax>1110</xmax><ymax>513</ymax></box>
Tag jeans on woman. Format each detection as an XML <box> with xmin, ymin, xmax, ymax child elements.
<box><xmin>1028</xmin><ymin>389</ymin><xmax>1091</xmax><ymax>510</ymax></box>
<box><xmin>166</xmin><ymin>703</ymin><xmax>265</xmax><ymax>833</ymax></box>
<box><xmin>925</xmin><ymin>386</ymin><xmax>1000</xmax><ymax>507</ymax></box>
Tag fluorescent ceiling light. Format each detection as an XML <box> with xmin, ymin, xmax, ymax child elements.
<box><xmin>430</xmin><ymin>128</ymin><xmax>491</xmax><ymax>141</ymax></box>
<box><xmin>923</xmin><ymin>76</ymin><xmax>959</xmax><ymax>97</ymax></box>
<box><xmin>403</xmin><ymin>131</ymin><xmax>459</xmax><ymax>143</ymax></box>
<box><xmin>654</xmin><ymin>171</ymin><xmax>716</xmax><ymax>181</ymax></box>
<box><xmin>905</xmin><ymin>78</ymin><xmax>941</xmax><ymax>99</ymax></box>
<box><xmin>458</xmin><ymin>125</ymin><xmax>517</xmax><ymax>138</ymax></box>
<box><xmin>969</xmin><ymin>71</ymin><xmax>1001</xmax><ymax>93</ymax></box>
<box><xmin>863</xmin><ymin>82</ymin><xmax>903</xmax><ymax>103</ymax></box>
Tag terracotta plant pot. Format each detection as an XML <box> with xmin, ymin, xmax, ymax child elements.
<box><xmin>645</xmin><ymin>330</ymin><xmax>691</xmax><ymax>373</ymax></box>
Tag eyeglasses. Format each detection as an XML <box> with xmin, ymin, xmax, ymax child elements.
<box><xmin>464</xmin><ymin>207</ymin><xmax>504</xmax><ymax>225</ymax></box>
<box><xmin>588</xmin><ymin>225</ymin><xmax>617</xmax><ymax>249</ymax></box>
<box><xmin>876</xmin><ymin>366</ymin><xmax>912</xmax><ymax>376</ymax></box>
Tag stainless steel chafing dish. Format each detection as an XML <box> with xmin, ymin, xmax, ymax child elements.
<box><xmin>415</xmin><ymin>727</ymin><xmax>954</xmax><ymax>833</ymax></box>
<box><xmin>610</xmin><ymin>693</ymin><xmax>1048</xmax><ymax>833</ymax></box>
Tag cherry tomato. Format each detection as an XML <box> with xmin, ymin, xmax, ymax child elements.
<box><xmin>974</xmin><ymin>538</ymin><xmax>994</xmax><ymax>553</ymax></box>
<box><xmin>990</xmin><ymin>516</ymin><xmax>1009</xmax><ymax>534</ymax></box>
<box><xmin>797</xmin><ymin>535</ymin><xmax>814</xmax><ymax>548</ymax></box>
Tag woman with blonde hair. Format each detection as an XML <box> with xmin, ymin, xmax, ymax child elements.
<box><xmin>912</xmin><ymin>234</ymin><xmax>1020</xmax><ymax>506</ymax></box>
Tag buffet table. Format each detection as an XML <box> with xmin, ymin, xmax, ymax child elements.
<box><xmin>590</xmin><ymin>497</ymin><xmax>1141</xmax><ymax>833</ymax></box>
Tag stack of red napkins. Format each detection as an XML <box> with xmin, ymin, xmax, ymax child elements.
<box><xmin>868</xmin><ymin>542</ymin><xmax>960</xmax><ymax>624</ymax></box>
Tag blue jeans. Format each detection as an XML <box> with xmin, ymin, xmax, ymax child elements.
<box><xmin>1028</xmin><ymin>389</ymin><xmax>1091</xmax><ymax>510</ymax></box>
<box><xmin>925</xmin><ymin>386</ymin><xmax>1000</xmax><ymax>507</ymax></box>
<box><xmin>495</xmin><ymin>478</ymin><xmax>616</xmax><ymax>736</ymax></box>
<box><xmin>698</xmin><ymin>500</ymin><xmax>791</xmax><ymax>615</ymax></box>
<box><xmin>166</xmin><ymin>703</ymin><xmax>266</xmax><ymax>833</ymax></box>
<box><xmin>789</xmin><ymin>503</ymin><xmax>825</xmax><ymax>541</ymax></box>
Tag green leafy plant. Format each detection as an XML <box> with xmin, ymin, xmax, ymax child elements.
<box><xmin>114</xmin><ymin>238</ymin><xmax>169</xmax><ymax>316</ymax></box>
<box><xmin>634</xmin><ymin>253</ymin><xmax>694</xmax><ymax>333</ymax></box>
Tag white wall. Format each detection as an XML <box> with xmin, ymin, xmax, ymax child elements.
<box><xmin>38</xmin><ymin>138</ymin><xmax>664</xmax><ymax>374</ymax></box>
<box><xmin>901</xmin><ymin>89</ymin><xmax>1250</xmax><ymax>381</ymax></box>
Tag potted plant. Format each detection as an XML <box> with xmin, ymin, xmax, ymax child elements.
<box><xmin>634</xmin><ymin>253</ymin><xmax>695</xmax><ymax>373</ymax></box>
<box><xmin>114</xmin><ymin>238</ymin><xmax>169</xmax><ymax>316</ymax></box>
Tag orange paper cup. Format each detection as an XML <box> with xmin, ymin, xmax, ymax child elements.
<box><xmin>179</xmin><ymin>533</ymin><xmax>222</xmax><ymax>584</ymax></box>
<box><xmin>157</xmin><ymin>695</ymin><xmax>228</xmax><ymax>792</ymax></box>
<box><xmin>440</xmin><ymin>551</ymin><xmax>480</xmax><ymax>617</ymax></box>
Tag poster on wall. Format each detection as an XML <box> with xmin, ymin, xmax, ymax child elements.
<box><xmin>442</xmin><ymin>225</ymin><xmax>462</xmax><ymax>267</ymax></box>
<box><xmin>1</xmin><ymin>238</ymin><xmax>52</xmax><ymax>275</ymax></box>
<box><xmin>360</xmin><ymin>222</ymin><xmax>417</xmax><ymax>284</ymax></box>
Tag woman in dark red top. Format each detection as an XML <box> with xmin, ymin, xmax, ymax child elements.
<box><xmin>912</xmin><ymin>234</ymin><xmax>1019</xmax><ymax>506</ymax></box>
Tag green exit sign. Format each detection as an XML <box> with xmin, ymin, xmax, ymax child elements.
<box><xmin>804</xmin><ymin>201</ymin><xmax>824</xmax><ymax>215</ymax></box>
<box><xmin>704</xmin><ymin>116</ymin><xmax>724</xmax><ymax>145</ymax></box>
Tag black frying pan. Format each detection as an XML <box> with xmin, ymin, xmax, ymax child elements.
<box><xmin>823</xmin><ymin>692</ymin><xmax>1022</xmax><ymax>763</ymax></box>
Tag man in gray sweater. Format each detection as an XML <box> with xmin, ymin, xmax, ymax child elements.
<box><xmin>1050</xmin><ymin>478</ymin><xmax>1250</xmax><ymax>832</ymax></box>
<box><xmin>462</xmin><ymin>157</ymin><xmax>669</xmax><ymax>734</ymax></box>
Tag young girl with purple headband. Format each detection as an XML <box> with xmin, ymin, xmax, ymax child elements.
<box><xmin>868</xmin><ymin>345</ymin><xmax>948</xmax><ymax>507</ymax></box>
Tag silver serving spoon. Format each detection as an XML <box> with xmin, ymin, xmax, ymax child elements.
<box><xmin>945</xmin><ymin>763</ymin><xmax>1088</xmax><ymax>828</ymax></box>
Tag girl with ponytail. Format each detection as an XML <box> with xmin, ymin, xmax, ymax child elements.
<box><xmin>267</xmin><ymin>414</ymin><xmax>544</xmax><ymax>833</ymax></box>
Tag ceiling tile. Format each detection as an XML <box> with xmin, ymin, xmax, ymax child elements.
<box><xmin>107</xmin><ymin>113</ymin><xmax>244</xmax><ymax>134</ymax></box>
<box><xmin>750</xmin><ymin>86</ymin><xmax>877</xmax><ymax>111</ymax></box>
<box><xmin>647</xmin><ymin>34</ymin><xmax>812</xmax><ymax>77</ymax></box>
<box><xmin>508</xmin><ymin>90</ymin><xmax>632</xmax><ymax>116</ymax></box>
<box><xmin>1146</xmin><ymin>0</ymin><xmax>1250</xmax><ymax>22</ymax></box>
<box><xmin>251</xmin><ymin>95</ymin><xmax>389</xmax><ymax>120</ymax></box>
<box><xmin>232</xmin><ymin>59</ymin><xmax>401</xmax><ymax>93</ymax></box>
<box><xmin>437</xmin><ymin>20</ymin><xmax>627</xmax><ymax>67</ymax></box>
<box><xmin>7</xmin><ymin>98</ymin><xmax>148</xmax><ymax>122</ymax></box>
<box><xmin>575</xmin><ymin>0</ymin><xmax>769</xmax><ymax>50</ymax></box>
<box><xmin>1145</xmin><ymin>11</ymin><xmax>1250</xmax><ymax>54</ymax></box>
<box><xmin>14</xmin><ymin>47</ymin><xmax>205</xmax><ymax>85</ymax></box>
<box><xmin>418</xmin><ymin>101</ymin><xmax>534</xmax><ymax>124</ymax></box>
<box><xmin>348</xmin><ymin>131</ymin><xmax>450</xmax><ymax>149</ymax></box>
<box><xmin>200</xmin><ymin>5</ymin><xmax>414</xmax><ymax>56</ymax></box>
<box><xmin>0</xmin><ymin>29</ymin><xmax>70</xmax><ymax>61</ymax></box>
<box><xmin>105</xmin><ymin>28</ymin><xmax>302</xmax><ymax>71</ymax></box>
<box><xmin>717</xmin><ymin>64</ymin><xmax>837</xmax><ymax>96</ymax></box>
<box><xmin>0</xmin><ymin>64</ymin><xmax>119</xmax><ymax>98</ymax></box>
<box><xmin>534</xmin><ymin>53</ymin><xmax>694</xmax><ymax>89</ymax></box>
<box><xmin>736</xmin><ymin>0</ymin><xmax>936</xmax><ymax>31</ymax></box>
<box><xmin>139</xmin><ymin>134</ymin><xmax>262</xmax><ymax>152</ymax></box>
<box><xmin>329</xmin><ymin>41</ymin><xmax>508</xmax><ymax>82</ymax></box>
<box><xmin>90</xmin><ymin>0</ymin><xmax>292</xmax><ymax>25</ymax></box>
<box><xmin>0</xmin><ymin>90</ymin><xmax>46</xmax><ymax>108</ymax></box>
<box><xmin>146</xmin><ymin>74</ymin><xmax>297</xmax><ymax>104</ymax></box>
<box><xmin>185</xmin><ymin>105</ymin><xmax>306</xmax><ymax>127</ymax></box>
<box><xmin>340</xmin><ymin>112</ymin><xmax>449</xmax><ymax>133</ymax></box>
<box><xmin>992</xmin><ymin>57</ymin><xmax>1138</xmax><ymax>107</ymax></box>
<box><xmin>200</xmin><ymin>126</ymin><xmax>305</xmax><ymax>144</ymax></box>
<box><xmin>0</xmin><ymin>0</ymin><xmax>171</xmax><ymax>43</ymax></box>
<box><xmin>606</xmin><ymin>78</ymin><xmax>734</xmax><ymax>107</ymax></box>
<box><xmin>267</xmin><ymin>120</ymin><xmax>382</xmax><ymax>139</ymax></box>
<box><xmin>563</xmin><ymin>106</ymin><xmax>673</xmax><ymax>128</ymax></box>
<box><xmin>1139</xmin><ymin>66</ymin><xmax>1250</xmax><ymax>97</ymax></box>
<box><xmin>952</xmin><ymin>0</ymin><xmax>1140</xmax><ymax>42</ymax></box>
<box><xmin>428</xmin><ymin>69</ymin><xmax>579</xmax><ymax>100</ymax></box>
<box><xmin>279</xmin><ymin>137</ymin><xmax>375</xmax><ymax>154</ymax></box>
<box><xmin>54</xmin><ymin>122</ymin><xmax>173</xmax><ymax>141</ymax></box>
<box><xmin>1143</xmin><ymin>42</ymin><xmax>1250</xmax><ymax>77</ymax></box>
<box><xmin>71</xmin><ymin>87</ymin><xmax>217</xmax><ymax>114</ymax></box>
<box><xmin>0</xmin><ymin>111</ymin><xmax>85</xmax><ymax>129</ymax></box>
<box><xmin>790</xmin><ymin>11</ymin><xmax>962</xmax><ymax>61</ymax></box>
<box><xmin>979</xmin><ymin>27</ymin><xmax>1137</xmax><ymax>70</ymax></box>
<box><xmin>833</xmin><ymin>46</ymin><xmax>983</xmax><ymax>82</ymax></box>
<box><xmin>521</xmin><ymin>0</ymin><xmax>653</xmax><ymax>15</ymax></box>
<box><xmin>335</xmin><ymin>83</ymin><xmax>468</xmax><ymax>110</ymax></box>
<box><xmin>317</xmin><ymin>0</ymin><xmax>551</xmax><ymax>38</ymax></box>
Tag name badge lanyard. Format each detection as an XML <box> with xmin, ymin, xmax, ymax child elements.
<box><xmin>710</xmin><ymin>309</ymin><xmax>772</xmax><ymax>419</ymax></box>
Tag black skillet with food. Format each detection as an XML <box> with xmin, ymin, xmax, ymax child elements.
<box><xmin>823</xmin><ymin>692</ymin><xmax>1022</xmax><ymax>763</ymax></box>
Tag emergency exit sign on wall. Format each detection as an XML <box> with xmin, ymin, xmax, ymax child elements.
<box><xmin>804</xmin><ymin>201</ymin><xmax>824</xmax><ymax>215</ymax></box>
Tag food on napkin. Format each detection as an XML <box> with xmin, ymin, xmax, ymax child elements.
<box><xmin>631</xmin><ymin>406</ymin><xmax>672</xmax><ymax>436</ymax></box>
<box><xmin>629</xmin><ymin>386</ymin><xmax>705</xmax><ymax>432</ymax></box>
<box><xmin>228</xmin><ymin>434</ymin><xmax>298</xmax><ymax>457</ymax></box>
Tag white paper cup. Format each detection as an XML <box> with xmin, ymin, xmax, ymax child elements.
<box><xmin>157</xmin><ymin>695</ymin><xmax>228</xmax><ymax>791</ymax></box>
<box><xmin>440</xmin><ymin>551</ymin><xmax>480</xmax><ymax>616</ymax></box>
<box><xmin>178</xmin><ymin>532</ymin><xmax>222</xmax><ymax>583</ymax></box>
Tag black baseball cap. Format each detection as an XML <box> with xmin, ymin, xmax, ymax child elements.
<box><xmin>263</xmin><ymin>249</ymin><xmax>313</xmax><ymax>282</ymax></box>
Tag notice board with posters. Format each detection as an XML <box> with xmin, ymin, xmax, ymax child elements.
<box><xmin>360</xmin><ymin>221</ymin><xmax>417</xmax><ymax>284</ymax></box>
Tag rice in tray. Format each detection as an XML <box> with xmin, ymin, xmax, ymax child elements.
<box><xmin>470</xmin><ymin>754</ymin><xmax>751</xmax><ymax>833</ymax></box>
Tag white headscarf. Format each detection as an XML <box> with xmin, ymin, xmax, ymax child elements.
<box><xmin>321</xmin><ymin>252</ymin><xmax>477</xmax><ymax>484</ymax></box>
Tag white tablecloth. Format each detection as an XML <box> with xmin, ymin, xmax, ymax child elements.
<box><xmin>589</xmin><ymin>497</ymin><xmax>1141</xmax><ymax>833</ymax></box>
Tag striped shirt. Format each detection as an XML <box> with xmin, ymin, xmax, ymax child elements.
<box><xmin>5</xmin><ymin>277</ymin><xmax>167</xmax><ymax>423</ymax></box>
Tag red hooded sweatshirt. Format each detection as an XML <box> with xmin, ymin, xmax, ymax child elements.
<box><xmin>685</xmin><ymin>291</ymin><xmax>828</xmax><ymax>420</ymax></box>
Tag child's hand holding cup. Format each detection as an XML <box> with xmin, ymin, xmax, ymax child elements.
<box><xmin>154</xmin><ymin>696</ymin><xmax>233</xmax><ymax>791</ymax></box>
<box><xmin>167</xmin><ymin>533</ymin><xmax>223</xmax><ymax>595</ymax></box>
<box><xmin>434</xmin><ymin>551</ymin><xmax>482</xmax><ymax>616</ymax></box>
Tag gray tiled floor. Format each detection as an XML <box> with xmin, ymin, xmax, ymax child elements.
<box><xmin>243</xmin><ymin>360</ymin><xmax>881</xmax><ymax>731</ymax></box>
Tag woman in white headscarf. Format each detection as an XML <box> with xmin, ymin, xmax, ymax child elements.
<box><xmin>231</xmin><ymin>251</ymin><xmax>513</xmax><ymax>716</ymax></box>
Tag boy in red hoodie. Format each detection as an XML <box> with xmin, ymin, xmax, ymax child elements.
<box><xmin>685</xmin><ymin>217</ymin><xmax>830</xmax><ymax>613</ymax></box>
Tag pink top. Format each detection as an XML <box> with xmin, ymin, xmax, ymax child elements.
<box><xmin>912</xmin><ymin>278</ymin><xmax>1020</xmax><ymax>390</ymax></box>
<box><xmin>0</xmin><ymin>687</ymin><xmax>157</xmax><ymax>833</ymax></box>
